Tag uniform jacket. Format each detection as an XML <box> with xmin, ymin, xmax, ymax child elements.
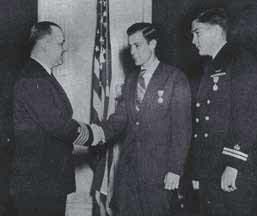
<box><xmin>101</xmin><ymin>62</ymin><xmax>192</xmax><ymax>188</ymax></box>
<box><xmin>11</xmin><ymin>59</ymin><xmax>80</xmax><ymax>204</ymax></box>
<box><xmin>190</xmin><ymin>43</ymin><xmax>257</xmax><ymax>182</ymax></box>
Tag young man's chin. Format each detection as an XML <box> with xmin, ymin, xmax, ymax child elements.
<box><xmin>134</xmin><ymin>61</ymin><xmax>143</xmax><ymax>66</ymax></box>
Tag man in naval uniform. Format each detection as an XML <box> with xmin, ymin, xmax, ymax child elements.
<box><xmin>90</xmin><ymin>22</ymin><xmax>192</xmax><ymax>216</ymax></box>
<box><xmin>190</xmin><ymin>8</ymin><xmax>257</xmax><ymax>216</ymax></box>
<box><xmin>11</xmin><ymin>21</ymin><xmax>92</xmax><ymax>216</ymax></box>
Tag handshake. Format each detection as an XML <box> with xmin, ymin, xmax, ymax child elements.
<box><xmin>73</xmin><ymin>122</ymin><xmax>105</xmax><ymax>147</ymax></box>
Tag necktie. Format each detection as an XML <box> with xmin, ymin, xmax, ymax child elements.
<box><xmin>136</xmin><ymin>70</ymin><xmax>146</xmax><ymax>107</ymax></box>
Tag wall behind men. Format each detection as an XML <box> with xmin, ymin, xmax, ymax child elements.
<box><xmin>38</xmin><ymin>0</ymin><xmax>151</xmax><ymax>123</ymax></box>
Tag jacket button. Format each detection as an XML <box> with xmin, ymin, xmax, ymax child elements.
<box><xmin>196</xmin><ymin>102</ymin><xmax>200</xmax><ymax>107</ymax></box>
<box><xmin>193</xmin><ymin>134</ymin><xmax>198</xmax><ymax>138</ymax></box>
<box><xmin>204</xmin><ymin>133</ymin><xmax>209</xmax><ymax>138</ymax></box>
<box><xmin>195</xmin><ymin>118</ymin><xmax>200</xmax><ymax>123</ymax></box>
<box><xmin>205</xmin><ymin>116</ymin><xmax>210</xmax><ymax>121</ymax></box>
<box><xmin>207</xmin><ymin>99</ymin><xmax>211</xmax><ymax>104</ymax></box>
<box><xmin>136</xmin><ymin>121</ymin><xmax>140</xmax><ymax>126</ymax></box>
<box><xmin>7</xmin><ymin>138</ymin><xmax>10</xmax><ymax>142</ymax></box>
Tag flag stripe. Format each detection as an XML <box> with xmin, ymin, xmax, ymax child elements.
<box><xmin>92</xmin><ymin>73</ymin><xmax>102</xmax><ymax>98</ymax></box>
<box><xmin>91</xmin><ymin>0</ymin><xmax>111</xmax><ymax>123</ymax></box>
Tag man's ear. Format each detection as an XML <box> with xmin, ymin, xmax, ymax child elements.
<box><xmin>43</xmin><ymin>34</ymin><xmax>53</xmax><ymax>44</ymax></box>
<box><xmin>38</xmin><ymin>37</ymin><xmax>49</xmax><ymax>53</ymax></box>
<box><xmin>149</xmin><ymin>39</ymin><xmax>157</xmax><ymax>50</ymax></box>
<box><xmin>213</xmin><ymin>25</ymin><xmax>225</xmax><ymax>39</ymax></box>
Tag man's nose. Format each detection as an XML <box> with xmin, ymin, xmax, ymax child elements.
<box><xmin>192</xmin><ymin>35</ymin><xmax>197</xmax><ymax>45</ymax></box>
<box><xmin>130</xmin><ymin>46</ymin><xmax>135</xmax><ymax>55</ymax></box>
<box><xmin>62</xmin><ymin>47</ymin><xmax>68</xmax><ymax>56</ymax></box>
<box><xmin>62</xmin><ymin>44</ymin><xmax>68</xmax><ymax>53</ymax></box>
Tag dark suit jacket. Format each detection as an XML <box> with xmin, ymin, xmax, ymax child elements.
<box><xmin>190</xmin><ymin>43</ymin><xmax>257</xmax><ymax>183</ymax></box>
<box><xmin>101</xmin><ymin>62</ymin><xmax>191</xmax><ymax>211</ymax></box>
<box><xmin>11</xmin><ymin>59</ymin><xmax>80</xmax><ymax>207</ymax></box>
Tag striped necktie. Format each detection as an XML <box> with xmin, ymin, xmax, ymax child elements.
<box><xmin>136</xmin><ymin>69</ymin><xmax>146</xmax><ymax>108</ymax></box>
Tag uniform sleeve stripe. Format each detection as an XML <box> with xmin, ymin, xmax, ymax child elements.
<box><xmin>79</xmin><ymin>126</ymin><xmax>89</xmax><ymax>144</ymax></box>
<box><xmin>222</xmin><ymin>151</ymin><xmax>247</xmax><ymax>161</ymax></box>
<box><xmin>73</xmin><ymin>125</ymin><xmax>89</xmax><ymax>146</ymax></box>
<box><xmin>223</xmin><ymin>147</ymin><xmax>248</xmax><ymax>158</ymax></box>
<box><xmin>73</xmin><ymin>127</ymin><xmax>84</xmax><ymax>145</ymax></box>
<box><xmin>81</xmin><ymin>125</ymin><xmax>89</xmax><ymax>142</ymax></box>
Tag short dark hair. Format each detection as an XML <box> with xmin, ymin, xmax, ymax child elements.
<box><xmin>29</xmin><ymin>21</ymin><xmax>62</xmax><ymax>48</ymax></box>
<box><xmin>194</xmin><ymin>8</ymin><xmax>228</xmax><ymax>32</ymax></box>
<box><xmin>127</xmin><ymin>22</ymin><xmax>160</xmax><ymax>43</ymax></box>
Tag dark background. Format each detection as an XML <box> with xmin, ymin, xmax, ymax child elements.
<box><xmin>0</xmin><ymin>0</ymin><xmax>37</xmax><ymax>65</ymax></box>
<box><xmin>1</xmin><ymin>0</ymin><xmax>257</xmax><ymax>215</ymax></box>
<box><xmin>0</xmin><ymin>1</ymin><xmax>37</xmax><ymax>215</ymax></box>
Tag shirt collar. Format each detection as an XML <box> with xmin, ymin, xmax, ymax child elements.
<box><xmin>140</xmin><ymin>58</ymin><xmax>160</xmax><ymax>77</ymax></box>
<box><xmin>31</xmin><ymin>55</ymin><xmax>52</xmax><ymax>75</ymax></box>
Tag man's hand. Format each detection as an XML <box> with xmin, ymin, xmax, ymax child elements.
<box><xmin>192</xmin><ymin>180</ymin><xmax>200</xmax><ymax>190</ymax></box>
<box><xmin>221</xmin><ymin>166</ymin><xmax>238</xmax><ymax>192</ymax></box>
<box><xmin>164</xmin><ymin>172</ymin><xmax>180</xmax><ymax>190</ymax></box>
<box><xmin>90</xmin><ymin>123</ymin><xmax>105</xmax><ymax>146</ymax></box>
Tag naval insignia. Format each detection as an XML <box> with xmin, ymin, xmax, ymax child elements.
<box><xmin>157</xmin><ymin>90</ymin><xmax>164</xmax><ymax>104</ymax></box>
<box><xmin>210</xmin><ymin>71</ymin><xmax>226</xmax><ymax>92</ymax></box>
<box><xmin>233</xmin><ymin>144</ymin><xmax>240</xmax><ymax>151</ymax></box>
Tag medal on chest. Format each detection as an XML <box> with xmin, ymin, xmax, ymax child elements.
<box><xmin>210</xmin><ymin>70</ymin><xmax>226</xmax><ymax>91</ymax></box>
<box><xmin>157</xmin><ymin>90</ymin><xmax>164</xmax><ymax>104</ymax></box>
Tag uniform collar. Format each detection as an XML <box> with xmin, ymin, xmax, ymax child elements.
<box><xmin>212</xmin><ymin>43</ymin><xmax>234</xmax><ymax>71</ymax></box>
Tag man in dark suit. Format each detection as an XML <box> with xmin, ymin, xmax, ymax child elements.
<box><xmin>11</xmin><ymin>21</ymin><xmax>92</xmax><ymax>216</ymax></box>
<box><xmin>190</xmin><ymin>8</ymin><xmax>257</xmax><ymax>216</ymax></box>
<box><xmin>90</xmin><ymin>22</ymin><xmax>192</xmax><ymax>216</ymax></box>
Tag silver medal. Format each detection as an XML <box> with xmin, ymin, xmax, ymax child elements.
<box><xmin>213</xmin><ymin>84</ymin><xmax>218</xmax><ymax>91</ymax></box>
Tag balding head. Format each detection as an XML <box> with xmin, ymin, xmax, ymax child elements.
<box><xmin>29</xmin><ymin>21</ymin><xmax>66</xmax><ymax>69</ymax></box>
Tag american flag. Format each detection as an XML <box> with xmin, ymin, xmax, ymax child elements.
<box><xmin>91</xmin><ymin>0</ymin><xmax>113</xmax><ymax>214</ymax></box>
<box><xmin>91</xmin><ymin>0</ymin><xmax>112</xmax><ymax>123</ymax></box>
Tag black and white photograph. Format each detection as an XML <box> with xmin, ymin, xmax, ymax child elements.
<box><xmin>1</xmin><ymin>0</ymin><xmax>257</xmax><ymax>215</ymax></box>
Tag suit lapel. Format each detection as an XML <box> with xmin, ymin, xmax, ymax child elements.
<box><xmin>48</xmin><ymin>74</ymin><xmax>73</xmax><ymax>113</ymax></box>
<box><xmin>127</xmin><ymin>63</ymin><xmax>170</xmax><ymax>121</ymax></box>
<box><xmin>197</xmin><ymin>63</ymin><xmax>213</xmax><ymax>100</ymax></box>
<box><xmin>141</xmin><ymin>63</ymin><xmax>169</xmax><ymax>110</ymax></box>
<box><xmin>29</xmin><ymin>59</ymin><xmax>73</xmax><ymax>114</ymax></box>
<box><xmin>128</xmin><ymin>71</ymin><xmax>140</xmax><ymax>122</ymax></box>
